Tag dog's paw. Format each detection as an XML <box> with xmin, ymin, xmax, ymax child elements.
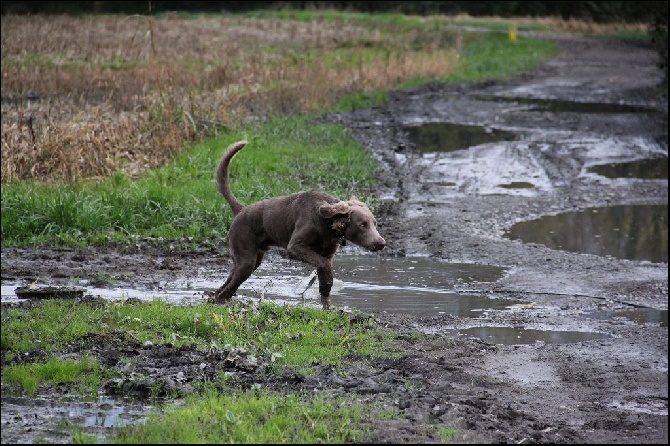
<box><xmin>203</xmin><ymin>289</ymin><xmax>217</xmax><ymax>303</ymax></box>
<box><xmin>320</xmin><ymin>295</ymin><xmax>332</xmax><ymax>310</ymax></box>
<box><xmin>204</xmin><ymin>289</ymin><xmax>229</xmax><ymax>305</ymax></box>
<box><xmin>205</xmin><ymin>295</ymin><xmax>220</xmax><ymax>305</ymax></box>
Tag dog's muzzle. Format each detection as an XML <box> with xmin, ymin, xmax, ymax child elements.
<box><xmin>369</xmin><ymin>238</ymin><xmax>386</xmax><ymax>251</ymax></box>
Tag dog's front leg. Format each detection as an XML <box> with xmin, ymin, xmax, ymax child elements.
<box><xmin>316</xmin><ymin>265</ymin><xmax>334</xmax><ymax>310</ymax></box>
<box><xmin>287</xmin><ymin>242</ymin><xmax>334</xmax><ymax>310</ymax></box>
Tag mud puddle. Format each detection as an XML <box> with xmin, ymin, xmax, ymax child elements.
<box><xmin>406</xmin><ymin>122</ymin><xmax>519</xmax><ymax>153</ymax></box>
<box><xmin>504</xmin><ymin>204</ymin><xmax>668</xmax><ymax>263</ymax></box>
<box><xmin>584</xmin><ymin>307</ymin><xmax>668</xmax><ymax>327</ymax></box>
<box><xmin>2</xmin><ymin>255</ymin><xmax>513</xmax><ymax>318</ymax></box>
<box><xmin>7</xmin><ymin>252</ymin><xmax>665</xmax><ymax>348</ymax></box>
<box><xmin>443</xmin><ymin>326</ymin><xmax>613</xmax><ymax>345</ymax></box>
<box><xmin>587</xmin><ymin>157</ymin><xmax>668</xmax><ymax>179</ymax></box>
<box><xmin>1</xmin><ymin>394</ymin><xmax>159</xmax><ymax>444</ymax></box>
<box><xmin>472</xmin><ymin>94</ymin><xmax>659</xmax><ymax>114</ymax></box>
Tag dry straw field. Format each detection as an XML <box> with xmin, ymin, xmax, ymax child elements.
<box><xmin>1</xmin><ymin>13</ymin><xmax>647</xmax><ymax>184</ymax></box>
<box><xmin>1</xmin><ymin>13</ymin><xmax>462</xmax><ymax>183</ymax></box>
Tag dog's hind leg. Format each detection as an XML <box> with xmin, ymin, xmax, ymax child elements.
<box><xmin>254</xmin><ymin>251</ymin><xmax>266</xmax><ymax>270</ymax></box>
<box><xmin>214</xmin><ymin>223</ymin><xmax>265</xmax><ymax>303</ymax></box>
<box><xmin>214</xmin><ymin>257</ymin><xmax>256</xmax><ymax>303</ymax></box>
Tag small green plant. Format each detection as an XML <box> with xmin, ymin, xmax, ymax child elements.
<box><xmin>90</xmin><ymin>273</ymin><xmax>115</xmax><ymax>286</ymax></box>
<box><xmin>437</xmin><ymin>426</ymin><xmax>460</xmax><ymax>443</ymax></box>
<box><xmin>2</xmin><ymin>356</ymin><xmax>105</xmax><ymax>396</ymax></box>
<box><xmin>106</xmin><ymin>389</ymin><xmax>368</xmax><ymax>443</ymax></box>
<box><xmin>403</xmin><ymin>379</ymin><xmax>419</xmax><ymax>392</ymax></box>
<box><xmin>70</xmin><ymin>428</ymin><xmax>99</xmax><ymax>444</ymax></box>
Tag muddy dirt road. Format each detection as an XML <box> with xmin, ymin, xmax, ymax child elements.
<box><xmin>2</xmin><ymin>34</ymin><xmax>668</xmax><ymax>443</ymax></box>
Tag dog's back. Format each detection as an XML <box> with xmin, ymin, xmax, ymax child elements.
<box><xmin>233</xmin><ymin>190</ymin><xmax>340</xmax><ymax>251</ymax></box>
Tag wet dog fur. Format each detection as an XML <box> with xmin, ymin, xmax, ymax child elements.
<box><xmin>213</xmin><ymin>140</ymin><xmax>386</xmax><ymax>309</ymax></box>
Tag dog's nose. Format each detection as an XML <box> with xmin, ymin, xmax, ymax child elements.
<box><xmin>373</xmin><ymin>238</ymin><xmax>386</xmax><ymax>251</ymax></box>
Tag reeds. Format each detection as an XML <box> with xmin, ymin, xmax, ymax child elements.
<box><xmin>2</xmin><ymin>12</ymin><xmax>646</xmax><ymax>184</ymax></box>
<box><xmin>1</xmin><ymin>13</ymin><xmax>459</xmax><ymax>183</ymax></box>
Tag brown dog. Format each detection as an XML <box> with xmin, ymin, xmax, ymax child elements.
<box><xmin>213</xmin><ymin>140</ymin><xmax>386</xmax><ymax>309</ymax></box>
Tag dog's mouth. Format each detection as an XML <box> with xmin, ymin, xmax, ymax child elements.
<box><xmin>368</xmin><ymin>241</ymin><xmax>386</xmax><ymax>251</ymax></box>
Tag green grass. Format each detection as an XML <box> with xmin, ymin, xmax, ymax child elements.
<box><xmin>1</xmin><ymin>298</ymin><xmax>405</xmax><ymax>442</ymax></box>
<box><xmin>2</xmin><ymin>356</ymin><xmax>106</xmax><ymax>396</ymax></box>
<box><xmin>105</xmin><ymin>388</ymin><xmax>367</xmax><ymax>443</ymax></box>
<box><xmin>437</xmin><ymin>426</ymin><xmax>460</xmax><ymax>442</ymax></box>
<box><xmin>1</xmin><ymin>53</ymin><xmax>139</xmax><ymax>71</ymax></box>
<box><xmin>435</xmin><ymin>31</ymin><xmax>559</xmax><ymax>84</ymax></box>
<box><xmin>0</xmin><ymin>296</ymin><xmax>404</xmax><ymax>442</ymax></box>
<box><xmin>1</xmin><ymin>118</ymin><xmax>378</xmax><ymax>247</ymax></box>
<box><xmin>1</xmin><ymin>299</ymin><xmax>400</xmax><ymax>378</ymax></box>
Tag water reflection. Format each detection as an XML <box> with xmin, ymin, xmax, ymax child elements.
<box><xmin>473</xmin><ymin>95</ymin><xmax>657</xmax><ymax>114</ymax></box>
<box><xmin>1</xmin><ymin>256</ymin><xmax>510</xmax><ymax>319</ymax></box>
<box><xmin>496</xmin><ymin>181</ymin><xmax>535</xmax><ymax>189</ymax></box>
<box><xmin>312</xmin><ymin>256</ymin><xmax>511</xmax><ymax>317</ymax></box>
<box><xmin>406</xmin><ymin>122</ymin><xmax>518</xmax><ymax>153</ymax></box>
<box><xmin>445</xmin><ymin>326</ymin><xmax>612</xmax><ymax>345</ymax></box>
<box><xmin>505</xmin><ymin>204</ymin><xmax>668</xmax><ymax>263</ymax></box>
<box><xmin>588</xmin><ymin>157</ymin><xmax>668</xmax><ymax>180</ymax></box>
<box><xmin>584</xmin><ymin>308</ymin><xmax>668</xmax><ymax>327</ymax></box>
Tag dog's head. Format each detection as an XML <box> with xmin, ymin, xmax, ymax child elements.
<box><xmin>319</xmin><ymin>196</ymin><xmax>386</xmax><ymax>252</ymax></box>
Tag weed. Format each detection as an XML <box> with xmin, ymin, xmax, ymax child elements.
<box><xmin>437</xmin><ymin>426</ymin><xmax>460</xmax><ymax>442</ymax></box>
<box><xmin>2</xmin><ymin>356</ymin><xmax>105</xmax><ymax>396</ymax></box>
<box><xmin>106</xmin><ymin>388</ymin><xmax>368</xmax><ymax>443</ymax></box>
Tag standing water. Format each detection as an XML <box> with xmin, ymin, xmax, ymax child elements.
<box><xmin>504</xmin><ymin>204</ymin><xmax>668</xmax><ymax>263</ymax></box>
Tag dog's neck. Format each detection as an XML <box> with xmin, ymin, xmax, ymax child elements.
<box><xmin>330</xmin><ymin>216</ymin><xmax>348</xmax><ymax>246</ymax></box>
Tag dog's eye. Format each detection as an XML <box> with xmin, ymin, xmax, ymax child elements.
<box><xmin>360</xmin><ymin>222</ymin><xmax>367</xmax><ymax>228</ymax></box>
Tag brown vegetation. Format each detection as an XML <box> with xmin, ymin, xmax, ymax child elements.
<box><xmin>1</xmin><ymin>14</ymin><xmax>459</xmax><ymax>183</ymax></box>
<box><xmin>1</xmin><ymin>13</ymin><xmax>647</xmax><ymax>184</ymax></box>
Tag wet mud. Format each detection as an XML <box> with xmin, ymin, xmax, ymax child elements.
<box><xmin>2</xmin><ymin>34</ymin><xmax>668</xmax><ymax>443</ymax></box>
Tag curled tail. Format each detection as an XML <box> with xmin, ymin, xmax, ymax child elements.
<box><xmin>216</xmin><ymin>140</ymin><xmax>247</xmax><ymax>216</ymax></box>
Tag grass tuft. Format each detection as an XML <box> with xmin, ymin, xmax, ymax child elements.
<box><xmin>107</xmin><ymin>389</ymin><xmax>367</xmax><ymax>443</ymax></box>
<box><xmin>2</xmin><ymin>356</ymin><xmax>105</xmax><ymax>396</ymax></box>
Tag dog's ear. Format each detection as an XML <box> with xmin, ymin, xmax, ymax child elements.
<box><xmin>347</xmin><ymin>195</ymin><xmax>368</xmax><ymax>208</ymax></box>
<box><xmin>320</xmin><ymin>201</ymin><xmax>352</xmax><ymax>234</ymax></box>
<box><xmin>319</xmin><ymin>201</ymin><xmax>350</xmax><ymax>219</ymax></box>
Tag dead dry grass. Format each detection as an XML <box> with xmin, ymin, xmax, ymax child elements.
<box><xmin>1</xmin><ymin>14</ymin><xmax>460</xmax><ymax>183</ymax></box>
<box><xmin>1</xmin><ymin>13</ymin><xmax>648</xmax><ymax>184</ymax></box>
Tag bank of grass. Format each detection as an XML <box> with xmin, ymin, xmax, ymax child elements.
<box><xmin>1</xmin><ymin>297</ymin><xmax>409</xmax><ymax>442</ymax></box>
<box><xmin>1</xmin><ymin>118</ymin><xmax>379</xmax><ymax>247</ymax></box>
<box><xmin>106</xmin><ymin>389</ymin><xmax>369</xmax><ymax>444</ymax></box>
<box><xmin>1</xmin><ymin>298</ymin><xmax>401</xmax><ymax>388</ymax></box>
<box><xmin>414</xmin><ymin>29</ymin><xmax>558</xmax><ymax>86</ymax></box>
<box><xmin>2</xmin><ymin>355</ymin><xmax>106</xmax><ymax>396</ymax></box>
